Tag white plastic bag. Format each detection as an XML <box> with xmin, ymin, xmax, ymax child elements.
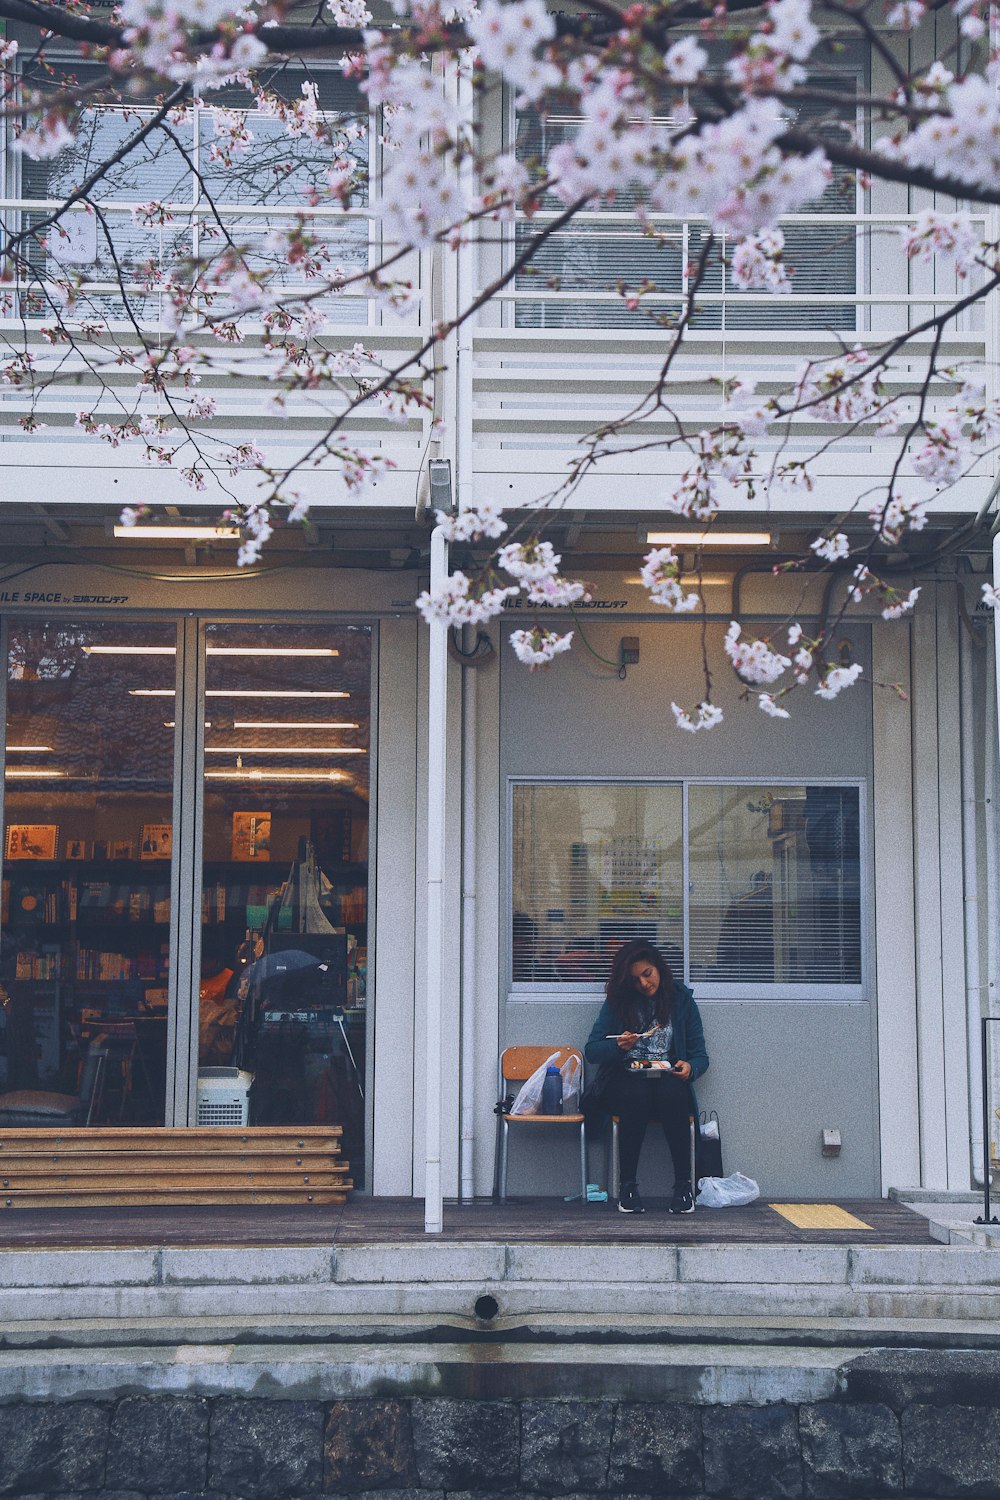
<box><xmin>695</xmin><ymin>1170</ymin><xmax>760</xmax><ymax>1208</ymax></box>
<box><xmin>509</xmin><ymin>1052</ymin><xmax>560</xmax><ymax>1115</ymax></box>
<box><xmin>510</xmin><ymin>1052</ymin><xmax>582</xmax><ymax>1115</ymax></box>
<box><xmin>561</xmin><ymin>1053</ymin><xmax>582</xmax><ymax>1111</ymax></box>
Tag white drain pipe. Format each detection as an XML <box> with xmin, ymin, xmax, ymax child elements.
<box><xmin>961</xmin><ymin>602</ymin><xmax>986</xmax><ymax>1186</ymax></box>
<box><xmin>424</xmin><ymin>524</ymin><xmax>448</xmax><ymax>1234</ymax></box>
<box><xmin>459</xmin><ymin>643</ymin><xmax>478</xmax><ymax>1202</ymax></box>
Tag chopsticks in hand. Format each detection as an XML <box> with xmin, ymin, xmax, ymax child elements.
<box><xmin>605</xmin><ymin>1023</ymin><xmax>663</xmax><ymax>1040</ymax></box>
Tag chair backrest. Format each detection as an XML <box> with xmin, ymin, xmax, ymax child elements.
<box><xmin>499</xmin><ymin>1045</ymin><xmax>583</xmax><ymax>1089</ymax></box>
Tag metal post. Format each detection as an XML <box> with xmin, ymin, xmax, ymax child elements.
<box><xmin>976</xmin><ymin>1017</ymin><xmax>1000</xmax><ymax>1224</ymax></box>
<box><xmin>424</xmin><ymin>525</ymin><xmax>448</xmax><ymax>1234</ymax></box>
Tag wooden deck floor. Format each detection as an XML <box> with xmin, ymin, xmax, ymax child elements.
<box><xmin>0</xmin><ymin>1195</ymin><xmax>933</xmax><ymax>1248</ymax></box>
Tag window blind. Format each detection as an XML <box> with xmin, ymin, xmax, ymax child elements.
<box><xmin>511</xmin><ymin>783</ymin><xmax>684</xmax><ymax>983</ymax></box>
<box><xmin>513</xmin><ymin>68</ymin><xmax>860</xmax><ymax>331</ymax></box>
<box><xmin>687</xmin><ymin>784</ymin><xmax>861</xmax><ymax>985</ymax></box>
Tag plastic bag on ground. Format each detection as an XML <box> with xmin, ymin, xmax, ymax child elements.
<box><xmin>696</xmin><ymin>1170</ymin><xmax>760</xmax><ymax>1208</ymax></box>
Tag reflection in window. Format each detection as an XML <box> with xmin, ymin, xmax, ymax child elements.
<box><xmin>512</xmin><ymin>784</ymin><xmax>684</xmax><ymax>983</ymax></box>
<box><xmin>511</xmin><ymin>781</ymin><xmax>862</xmax><ymax>991</ymax></box>
<box><xmin>14</xmin><ymin>64</ymin><xmax>370</xmax><ymax>325</ymax></box>
<box><xmin>198</xmin><ymin>623</ymin><xmax>370</xmax><ymax>1186</ymax></box>
<box><xmin>688</xmin><ymin>785</ymin><xmax>861</xmax><ymax>984</ymax></box>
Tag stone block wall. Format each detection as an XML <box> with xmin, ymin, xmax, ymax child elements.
<box><xmin>0</xmin><ymin>1388</ymin><xmax>998</xmax><ymax>1500</ymax></box>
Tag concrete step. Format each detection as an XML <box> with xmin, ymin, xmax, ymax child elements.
<box><xmin>0</xmin><ymin>1240</ymin><xmax>998</xmax><ymax>1329</ymax></box>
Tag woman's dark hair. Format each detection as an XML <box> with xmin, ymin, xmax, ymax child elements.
<box><xmin>605</xmin><ymin>940</ymin><xmax>675</xmax><ymax>1029</ymax></box>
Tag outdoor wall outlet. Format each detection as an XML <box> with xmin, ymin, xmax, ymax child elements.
<box><xmin>822</xmin><ymin>1127</ymin><xmax>842</xmax><ymax>1157</ymax></box>
<box><xmin>620</xmin><ymin>636</ymin><xmax>640</xmax><ymax>668</ymax></box>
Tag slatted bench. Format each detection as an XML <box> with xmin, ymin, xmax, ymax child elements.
<box><xmin>0</xmin><ymin>1126</ymin><xmax>351</xmax><ymax>1208</ymax></box>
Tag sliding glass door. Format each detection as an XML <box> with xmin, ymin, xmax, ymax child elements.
<box><xmin>197</xmin><ymin>622</ymin><xmax>371</xmax><ymax>1185</ymax></box>
<box><xmin>0</xmin><ymin>619</ymin><xmax>177</xmax><ymax>1126</ymax></box>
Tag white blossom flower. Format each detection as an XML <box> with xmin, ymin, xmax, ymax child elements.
<box><xmin>810</xmin><ymin>532</ymin><xmax>850</xmax><ymax>562</ymax></box>
<box><xmin>640</xmin><ymin>547</ymin><xmax>700</xmax><ymax>612</ymax></box>
<box><xmin>510</xmin><ymin>627</ymin><xmax>574</xmax><ymax>667</ymax></box>
<box><xmin>664</xmin><ymin>37</ymin><xmax>707</xmax><ymax>84</ymax></box>
<box><xmin>887</xmin><ymin>0</ymin><xmax>926</xmax><ymax>26</ymax></box>
<box><xmin>434</xmin><ymin>504</ymin><xmax>508</xmax><ymax>542</ymax></box>
<box><xmin>671</xmin><ymin>701</ymin><xmax>724</xmax><ymax>733</ymax></box>
<box><xmin>731</xmin><ymin>229</ymin><xmax>791</xmax><ymax>293</ymax></box>
<box><xmin>815</xmin><ymin>663</ymin><xmax>864</xmax><ymax>699</ymax></box>
<box><xmin>759</xmin><ymin>693</ymin><xmax>791</xmax><ymax>718</ymax></box>
<box><xmin>900</xmin><ymin>210</ymin><xmax>981</xmax><ymax>277</ymax></box>
<box><xmin>417</xmin><ymin>571</ymin><xmax>518</xmax><ymax>626</ymax></box>
<box><xmin>881</xmin><ymin>586</ymin><xmax>921</xmax><ymax>619</ymax></box>
<box><xmin>14</xmin><ymin>117</ymin><xmax>76</xmax><ymax>160</ymax></box>
<box><xmin>724</xmin><ymin>621</ymin><xmax>791</xmax><ymax>685</ymax></box>
<box><xmin>981</xmin><ymin>583</ymin><xmax>1000</xmax><ymax>609</ymax></box>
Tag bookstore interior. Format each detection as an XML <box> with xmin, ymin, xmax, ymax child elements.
<box><xmin>0</xmin><ymin>617</ymin><xmax>370</xmax><ymax>1182</ymax></box>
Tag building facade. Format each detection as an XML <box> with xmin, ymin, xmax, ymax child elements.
<box><xmin>0</xmin><ymin>13</ymin><xmax>995</xmax><ymax>1209</ymax></box>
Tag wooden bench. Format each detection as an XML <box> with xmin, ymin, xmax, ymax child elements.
<box><xmin>0</xmin><ymin>1126</ymin><xmax>351</xmax><ymax>1208</ymax></box>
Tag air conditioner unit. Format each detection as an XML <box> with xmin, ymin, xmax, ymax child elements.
<box><xmin>196</xmin><ymin>1067</ymin><xmax>253</xmax><ymax>1127</ymax></box>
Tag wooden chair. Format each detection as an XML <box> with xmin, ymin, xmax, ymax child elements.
<box><xmin>495</xmin><ymin>1045</ymin><xmax>587</xmax><ymax>1204</ymax></box>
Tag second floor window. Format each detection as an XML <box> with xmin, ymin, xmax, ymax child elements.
<box><xmin>511</xmin><ymin>61</ymin><xmax>862</xmax><ymax>332</ymax></box>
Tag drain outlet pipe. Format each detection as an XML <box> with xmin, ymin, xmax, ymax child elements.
<box><xmin>961</xmin><ymin>603</ymin><xmax>987</xmax><ymax>1186</ymax></box>
<box><xmin>459</xmin><ymin>631</ymin><xmax>478</xmax><ymax>1202</ymax></box>
<box><xmin>424</xmin><ymin>524</ymin><xmax>448</xmax><ymax>1234</ymax></box>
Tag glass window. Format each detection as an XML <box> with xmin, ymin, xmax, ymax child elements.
<box><xmin>0</xmin><ymin>620</ymin><xmax>177</xmax><ymax>1125</ymax></box>
<box><xmin>198</xmin><ymin>623</ymin><xmax>370</xmax><ymax>1186</ymax></box>
<box><xmin>512</xmin><ymin>68</ymin><xmax>860</xmax><ymax>331</ymax></box>
<box><xmin>13</xmin><ymin>63</ymin><xmax>370</xmax><ymax>325</ymax></box>
<box><xmin>688</xmin><ymin>785</ymin><xmax>861</xmax><ymax>985</ymax></box>
<box><xmin>512</xmin><ymin>783</ymin><xmax>684</xmax><ymax>983</ymax></box>
<box><xmin>511</xmin><ymin>781</ymin><xmax>863</xmax><ymax>993</ymax></box>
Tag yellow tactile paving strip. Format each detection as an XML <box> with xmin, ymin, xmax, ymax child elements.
<box><xmin>769</xmin><ymin>1203</ymin><xmax>874</xmax><ymax>1230</ymax></box>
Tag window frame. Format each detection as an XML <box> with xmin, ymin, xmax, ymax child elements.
<box><xmin>502</xmin><ymin>42</ymin><xmax>869</xmax><ymax>335</ymax></box>
<box><xmin>506</xmin><ymin>774</ymin><xmax>869</xmax><ymax>1004</ymax></box>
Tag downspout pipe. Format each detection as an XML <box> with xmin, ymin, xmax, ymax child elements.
<box><xmin>459</xmin><ymin>635</ymin><xmax>477</xmax><ymax>1202</ymax></box>
<box><xmin>424</xmin><ymin>524</ymin><xmax>448</xmax><ymax>1234</ymax></box>
<box><xmin>960</xmin><ymin>590</ymin><xmax>987</xmax><ymax>1185</ymax></box>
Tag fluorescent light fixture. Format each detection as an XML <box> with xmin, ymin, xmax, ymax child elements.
<box><xmin>644</xmin><ymin>530</ymin><xmax>773</xmax><ymax>547</ymax></box>
<box><xmin>624</xmin><ymin>574</ymin><xmax>731</xmax><ymax>587</ymax></box>
<box><xmin>205</xmin><ymin>769</ymin><xmax>347</xmax><ymax>781</ymax></box>
<box><xmin>6</xmin><ymin>744</ymin><xmax>53</xmax><ymax>752</ymax></box>
<box><xmin>89</xmin><ymin>646</ymin><xmax>338</xmax><ymax>658</ymax></box>
<box><xmin>4</xmin><ymin>767</ymin><xmax>66</xmax><ymax>778</ymax></box>
<box><xmin>208</xmin><ymin>647</ymin><xmax>339</xmax><ymax>658</ymax></box>
<box><xmin>205</xmin><ymin>746</ymin><xmax>366</xmax><ymax>755</ymax></box>
<box><xmin>113</xmin><ymin>524</ymin><xmax>240</xmax><ymax>541</ymax></box>
<box><xmin>233</xmin><ymin>720</ymin><xmax>359</xmax><ymax>730</ymax></box>
<box><xmin>131</xmin><ymin>689</ymin><xmax>350</xmax><ymax>699</ymax></box>
<box><xmin>84</xmin><ymin>645</ymin><xmax>175</xmax><ymax>656</ymax></box>
<box><xmin>164</xmin><ymin>722</ymin><xmax>212</xmax><ymax>728</ymax></box>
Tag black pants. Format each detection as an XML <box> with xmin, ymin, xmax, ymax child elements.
<box><xmin>603</xmin><ymin>1070</ymin><xmax>693</xmax><ymax>1188</ymax></box>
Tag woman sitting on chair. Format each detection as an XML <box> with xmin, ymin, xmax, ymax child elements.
<box><xmin>585</xmin><ymin>939</ymin><xmax>708</xmax><ymax>1216</ymax></box>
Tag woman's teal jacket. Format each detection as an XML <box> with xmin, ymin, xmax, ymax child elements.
<box><xmin>583</xmin><ymin>981</ymin><xmax>709</xmax><ymax>1115</ymax></box>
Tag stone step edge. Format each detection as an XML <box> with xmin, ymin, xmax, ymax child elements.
<box><xmin>0</xmin><ymin>1239</ymin><xmax>996</xmax><ymax>1291</ymax></box>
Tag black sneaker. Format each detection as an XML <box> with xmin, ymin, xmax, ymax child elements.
<box><xmin>668</xmin><ymin>1182</ymin><xmax>695</xmax><ymax>1215</ymax></box>
<box><xmin>618</xmin><ymin>1183</ymin><xmax>646</xmax><ymax>1214</ymax></box>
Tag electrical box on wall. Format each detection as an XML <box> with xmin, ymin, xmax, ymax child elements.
<box><xmin>620</xmin><ymin>636</ymin><xmax>640</xmax><ymax>668</ymax></box>
<box><xmin>822</xmin><ymin>1127</ymin><xmax>842</xmax><ymax>1157</ymax></box>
